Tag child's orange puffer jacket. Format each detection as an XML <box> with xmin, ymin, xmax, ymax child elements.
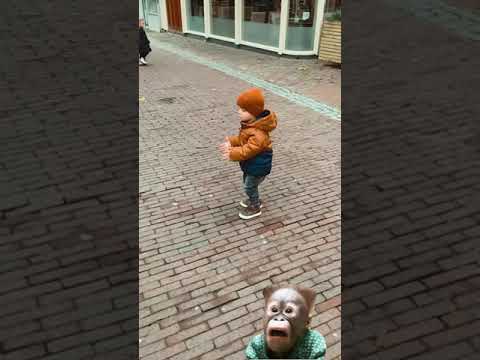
<box><xmin>228</xmin><ymin>111</ymin><xmax>278</xmax><ymax>177</ymax></box>
<box><xmin>228</xmin><ymin>111</ymin><xmax>278</xmax><ymax>161</ymax></box>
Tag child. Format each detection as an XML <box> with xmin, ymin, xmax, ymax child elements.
<box><xmin>139</xmin><ymin>19</ymin><xmax>151</xmax><ymax>65</ymax></box>
<box><xmin>220</xmin><ymin>88</ymin><xmax>278</xmax><ymax>219</ymax></box>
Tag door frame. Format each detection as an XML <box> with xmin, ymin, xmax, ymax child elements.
<box><xmin>160</xmin><ymin>0</ymin><xmax>169</xmax><ymax>30</ymax></box>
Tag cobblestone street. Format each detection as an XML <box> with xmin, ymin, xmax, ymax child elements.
<box><xmin>149</xmin><ymin>32</ymin><xmax>341</xmax><ymax>109</ymax></box>
<box><xmin>139</xmin><ymin>34</ymin><xmax>341</xmax><ymax>360</ymax></box>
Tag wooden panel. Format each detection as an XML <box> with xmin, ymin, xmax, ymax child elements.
<box><xmin>166</xmin><ymin>0</ymin><xmax>183</xmax><ymax>32</ymax></box>
<box><xmin>319</xmin><ymin>20</ymin><xmax>341</xmax><ymax>64</ymax></box>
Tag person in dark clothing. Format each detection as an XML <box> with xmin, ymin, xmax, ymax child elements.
<box><xmin>139</xmin><ymin>19</ymin><xmax>151</xmax><ymax>65</ymax></box>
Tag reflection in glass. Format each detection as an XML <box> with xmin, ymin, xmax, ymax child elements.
<box><xmin>286</xmin><ymin>0</ymin><xmax>316</xmax><ymax>51</ymax></box>
<box><xmin>243</xmin><ymin>0</ymin><xmax>281</xmax><ymax>47</ymax></box>
<box><xmin>187</xmin><ymin>0</ymin><xmax>205</xmax><ymax>32</ymax></box>
<box><xmin>148</xmin><ymin>0</ymin><xmax>158</xmax><ymax>14</ymax></box>
<box><xmin>325</xmin><ymin>0</ymin><xmax>341</xmax><ymax>14</ymax></box>
<box><xmin>211</xmin><ymin>0</ymin><xmax>235</xmax><ymax>38</ymax></box>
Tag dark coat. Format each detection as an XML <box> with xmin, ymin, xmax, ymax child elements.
<box><xmin>239</xmin><ymin>149</ymin><xmax>273</xmax><ymax>177</ymax></box>
<box><xmin>139</xmin><ymin>27</ymin><xmax>151</xmax><ymax>57</ymax></box>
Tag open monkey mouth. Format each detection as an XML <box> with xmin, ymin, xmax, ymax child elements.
<box><xmin>269</xmin><ymin>329</ymin><xmax>288</xmax><ymax>337</ymax></box>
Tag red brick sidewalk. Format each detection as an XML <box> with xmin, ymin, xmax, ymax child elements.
<box><xmin>139</xmin><ymin>42</ymin><xmax>341</xmax><ymax>360</ymax></box>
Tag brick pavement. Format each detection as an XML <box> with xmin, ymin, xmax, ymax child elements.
<box><xmin>384</xmin><ymin>0</ymin><xmax>480</xmax><ymax>41</ymax></box>
<box><xmin>445</xmin><ymin>0</ymin><xmax>480</xmax><ymax>11</ymax></box>
<box><xmin>0</xmin><ymin>1</ymin><xmax>138</xmax><ymax>359</ymax></box>
<box><xmin>139</xmin><ymin>39</ymin><xmax>341</xmax><ymax>359</ymax></box>
<box><xmin>148</xmin><ymin>32</ymin><xmax>341</xmax><ymax>109</ymax></box>
<box><xmin>343</xmin><ymin>0</ymin><xmax>479</xmax><ymax>359</ymax></box>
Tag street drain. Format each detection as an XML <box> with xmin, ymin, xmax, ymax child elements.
<box><xmin>158</xmin><ymin>97</ymin><xmax>176</xmax><ymax>104</ymax></box>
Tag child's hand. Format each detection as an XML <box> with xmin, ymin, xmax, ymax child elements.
<box><xmin>221</xmin><ymin>150</ymin><xmax>230</xmax><ymax>160</ymax></box>
<box><xmin>218</xmin><ymin>138</ymin><xmax>230</xmax><ymax>149</ymax></box>
<box><xmin>219</xmin><ymin>139</ymin><xmax>231</xmax><ymax>160</ymax></box>
<box><xmin>221</xmin><ymin>144</ymin><xmax>231</xmax><ymax>159</ymax></box>
<box><xmin>218</xmin><ymin>137</ymin><xmax>230</xmax><ymax>148</ymax></box>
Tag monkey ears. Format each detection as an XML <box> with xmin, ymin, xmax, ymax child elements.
<box><xmin>299</xmin><ymin>287</ymin><xmax>316</xmax><ymax>313</ymax></box>
<box><xmin>262</xmin><ymin>286</ymin><xmax>277</xmax><ymax>302</ymax></box>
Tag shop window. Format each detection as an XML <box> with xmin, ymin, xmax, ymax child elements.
<box><xmin>325</xmin><ymin>0</ymin><xmax>341</xmax><ymax>13</ymax></box>
<box><xmin>187</xmin><ymin>0</ymin><xmax>205</xmax><ymax>32</ymax></box>
<box><xmin>325</xmin><ymin>0</ymin><xmax>341</xmax><ymax>19</ymax></box>
<box><xmin>211</xmin><ymin>0</ymin><xmax>235</xmax><ymax>38</ymax></box>
<box><xmin>286</xmin><ymin>0</ymin><xmax>316</xmax><ymax>51</ymax></box>
<box><xmin>243</xmin><ymin>0</ymin><xmax>282</xmax><ymax>48</ymax></box>
<box><xmin>148</xmin><ymin>0</ymin><xmax>159</xmax><ymax>14</ymax></box>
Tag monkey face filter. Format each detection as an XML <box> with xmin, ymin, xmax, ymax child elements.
<box><xmin>263</xmin><ymin>287</ymin><xmax>315</xmax><ymax>354</ymax></box>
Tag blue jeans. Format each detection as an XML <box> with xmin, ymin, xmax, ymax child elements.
<box><xmin>243</xmin><ymin>174</ymin><xmax>265</xmax><ymax>207</ymax></box>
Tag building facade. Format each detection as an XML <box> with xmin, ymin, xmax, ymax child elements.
<box><xmin>140</xmin><ymin>0</ymin><xmax>168</xmax><ymax>32</ymax></box>
<box><xmin>140</xmin><ymin>0</ymin><xmax>340</xmax><ymax>56</ymax></box>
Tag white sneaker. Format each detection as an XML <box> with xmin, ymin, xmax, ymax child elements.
<box><xmin>139</xmin><ymin>59</ymin><xmax>143</xmax><ymax>65</ymax></box>
<box><xmin>239</xmin><ymin>205</ymin><xmax>262</xmax><ymax>220</ymax></box>
<box><xmin>140</xmin><ymin>57</ymin><xmax>148</xmax><ymax>65</ymax></box>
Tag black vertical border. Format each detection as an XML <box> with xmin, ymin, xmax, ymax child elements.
<box><xmin>0</xmin><ymin>1</ymin><xmax>139</xmax><ymax>359</ymax></box>
<box><xmin>342</xmin><ymin>0</ymin><xmax>479</xmax><ymax>359</ymax></box>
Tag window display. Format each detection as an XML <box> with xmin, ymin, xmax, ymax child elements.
<box><xmin>211</xmin><ymin>0</ymin><xmax>235</xmax><ymax>38</ymax></box>
<box><xmin>243</xmin><ymin>0</ymin><xmax>282</xmax><ymax>47</ymax></box>
<box><xmin>286</xmin><ymin>0</ymin><xmax>316</xmax><ymax>51</ymax></box>
<box><xmin>187</xmin><ymin>0</ymin><xmax>205</xmax><ymax>32</ymax></box>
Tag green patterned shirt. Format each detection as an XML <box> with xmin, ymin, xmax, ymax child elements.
<box><xmin>245</xmin><ymin>329</ymin><xmax>326</xmax><ymax>359</ymax></box>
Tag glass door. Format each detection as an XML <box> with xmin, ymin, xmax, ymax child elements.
<box><xmin>146</xmin><ymin>0</ymin><xmax>161</xmax><ymax>32</ymax></box>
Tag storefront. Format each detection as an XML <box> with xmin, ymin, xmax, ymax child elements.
<box><xmin>140</xmin><ymin>0</ymin><xmax>330</xmax><ymax>56</ymax></box>
<box><xmin>140</xmin><ymin>0</ymin><xmax>168</xmax><ymax>32</ymax></box>
<box><xmin>184</xmin><ymin>0</ymin><xmax>326</xmax><ymax>55</ymax></box>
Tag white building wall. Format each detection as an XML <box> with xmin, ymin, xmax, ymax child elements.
<box><xmin>139</xmin><ymin>0</ymin><xmax>144</xmax><ymax>19</ymax></box>
<box><xmin>160</xmin><ymin>0</ymin><xmax>169</xmax><ymax>31</ymax></box>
